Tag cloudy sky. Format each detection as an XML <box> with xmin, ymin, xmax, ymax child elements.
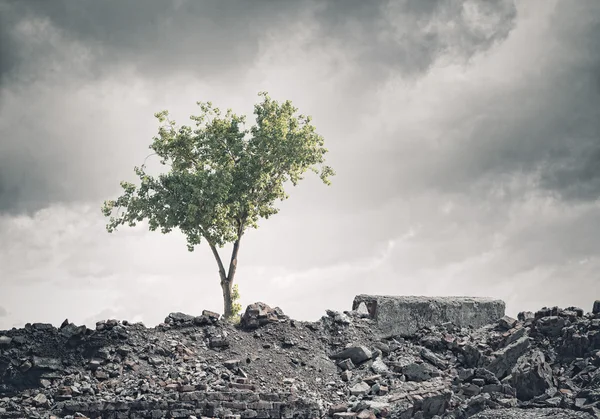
<box><xmin>1</xmin><ymin>0</ymin><xmax>599</xmax><ymax>330</ymax></box>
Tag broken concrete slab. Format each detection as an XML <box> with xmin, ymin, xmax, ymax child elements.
<box><xmin>352</xmin><ymin>295</ymin><xmax>506</xmax><ymax>337</ymax></box>
<box><xmin>486</xmin><ymin>336</ymin><xmax>531</xmax><ymax>379</ymax></box>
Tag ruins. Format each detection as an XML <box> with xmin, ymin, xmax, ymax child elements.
<box><xmin>1</xmin><ymin>295</ymin><xmax>599</xmax><ymax>418</ymax></box>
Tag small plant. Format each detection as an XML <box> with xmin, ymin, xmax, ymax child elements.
<box><xmin>231</xmin><ymin>284</ymin><xmax>242</xmax><ymax>319</ymax></box>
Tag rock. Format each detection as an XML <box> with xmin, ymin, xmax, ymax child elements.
<box><xmin>475</xmin><ymin>368</ymin><xmax>501</xmax><ymax>385</ymax></box>
<box><xmin>0</xmin><ymin>336</ymin><xmax>12</xmax><ymax>347</ymax></box>
<box><xmin>202</xmin><ymin>309</ymin><xmax>221</xmax><ymax>320</ymax></box>
<box><xmin>341</xmin><ymin>370</ymin><xmax>352</xmax><ymax>382</ymax></box>
<box><xmin>352</xmin><ymin>295</ymin><xmax>505</xmax><ymax>337</ymax></box>
<box><xmin>356</xmin><ymin>302</ymin><xmax>370</xmax><ymax>317</ymax></box>
<box><xmin>534</xmin><ymin>316</ymin><xmax>566</xmax><ymax>338</ymax></box>
<box><xmin>593</xmin><ymin>300</ymin><xmax>600</xmax><ymax>315</ymax></box>
<box><xmin>470</xmin><ymin>408</ymin><xmax>595</xmax><ymax>418</ymax></box>
<box><xmin>209</xmin><ymin>335</ymin><xmax>230</xmax><ymax>348</ymax></box>
<box><xmin>166</xmin><ymin>312</ymin><xmax>195</xmax><ymax>324</ymax></box>
<box><xmin>32</xmin><ymin>356</ymin><xmax>63</xmax><ymax>371</ymax></box>
<box><xmin>498</xmin><ymin>316</ymin><xmax>518</xmax><ymax>330</ymax></box>
<box><xmin>504</xmin><ymin>325</ymin><xmax>528</xmax><ymax>346</ymax></box>
<box><xmin>349</xmin><ymin>382</ymin><xmax>371</xmax><ymax>396</ymax></box>
<box><xmin>326</xmin><ymin>310</ymin><xmax>351</xmax><ymax>324</ymax></box>
<box><xmin>223</xmin><ymin>359</ymin><xmax>240</xmax><ymax>370</ymax></box>
<box><xmin>402</xmin><ymin>362</ymin><xmax>438</xmax><ymax>382</ymax></box>
<box><xmin>486</xmin><ymin>336</ymin><xmax>531</xmax><ymax>379</ymax></box>
<box><xmin>331</xmin><ymin>346</ymin><xmax>373</xmax><ymax>365</ymax></box>
<box><xmin>240</xmin><ymin>302</ymin><xmax>286</xmax><ymax>329</ymax></box>
<box><xmin>420</xmin><ymin>347</ymin><xmax>448</xmax><ymax>369</ymax></box>
<box><xmin>371</xmin><ymin>358</ymin><xmax>389</xmax><ymax>374</ymax></box>
<box><xmin>357</xmin><ymin>410</ymin><xmax>376</xmax><ymax>419</ymax></box>
<box><xmin>338</xmin><ymin>358</ymin><xmax>355</xmax><ymax>371</ymax></box>
<box><xmin>32</xmin><ymin>392</ymin><xmax>49</xmax><ymax>407</ymax></box>
<box><xmin>518</xmin><ymin>311</ymin><xmax>535</xmax><ymax>322</ymax></box>
<box><xmin>329</xmin><ymin>404</ymin><xmax>349</xmax><ymax>416</ymax></box>
<box><xmin>420</xmin><ymin>390</ymin><xmax>451</xmax><ymax>417</ymax></box>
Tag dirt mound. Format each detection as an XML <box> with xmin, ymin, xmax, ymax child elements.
<box><xmin>1</xmin><ymin>300</ymin><xmax>599</xmax><ymax>418</ymax></box>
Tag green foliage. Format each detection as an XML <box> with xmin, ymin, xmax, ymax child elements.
<box><xmin>231</xmin><ymin>284</ymin><xmax>242</xmax><ymax>318</ymax></box>
<box><xmin>102</xmin><ymin>92</ymin><xmax>334</xmax><ymax>252</ymax></box>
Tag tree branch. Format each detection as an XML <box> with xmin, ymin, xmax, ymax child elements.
<box><xmin>226</xmin><ymin>218</ymin><xmax>245</xmax><ymax>281</ymax></box>
<box><xmin>209</xmin><ymin>243</ymin><xmax>228</xmax><ymax>283</ymax></box>
<box><xmin>218</xmin><ymin>138</ymin><xmax>237</xmax><ymax>165</ymax></box>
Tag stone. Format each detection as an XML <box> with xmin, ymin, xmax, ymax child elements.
<box><xmin>535</xmin><ymin>316</ymin><xmax>566</xmax><ymax>337</ymax></box>
<box><xmin>240</xmin><ymin>302</ymin><xmax>286</xmax><ymax>330</ymax></box>
<box><xmin>349</xmin><ymin>382</ymin><xmax>371</xmax><ymax>396</ymax></box>
<box><xmin>352</xmin><ymin>295</ymin><xmax>505</xmax><ymax>337</ymax></box>
<box><xmin>511</xmin><ymin>350</ymin><xmax>554</xmax><ymax>401</ymax></box>
<box><xmin>504</xmin><ymin>325</ymin><xmax>528</xmax><ymax>346</ymax></box>
<box><xmin>463</xmin><ymin>383</ymin><xmax>481</xmax><ymax>396</ymax></box>
<box><xmin>593</xmin><ymin>300</ymin><xmax>600</xmax><ymax>315</ymax></box>
<box><xmin>329</xmin><ymin>404</ymin><xmax>348</xmax><ymax>415</ymax></box>
<box><xmin>486</xmin><ymin>336</ymin><xmax>530</xmax><ymax>379</ymax></box>
<box><xmin>371</xmin><ymin>358</ymin><xmax>389</xmax><ymax>374</ymax></box>
<box><xmin>166</xmin><ymin>312</ymin><xmax>195</xmax><ymax>323</ymax></box>
<box><xmin>518</xmin><ymin>311</ymin><xmax>535</xmax><ymax>322</ymax></box>
<box><xmin>224</xmin><ymin>359</ymin><xmax>240</xmax><ymax>370</ymax></box>
<box><xmin>498</xmin><ymin>316</ymin><xmax>518</xmax><ymax>330</ymax></box>
<box><xmin>330</xmin><ymin>346</ymin><xmax>373</xmax><ymax>365</ymax></box>
<box><xmin>341</xmin><ymin>370</ymin><xmax>352</xmax><ymax>382</ymax></box>
<box><xmin>33</xmin><ymin>393</ymin><xmax>49</xmax><ymax>407</ymax></box>
<box><xmin>470</xmin><ymin>408</ymin><xmax>595</xmax><ymax>418</ymax></box>
<box><xmin>356</xmin><ymin>302</ymin><xmax>370</xmax><ymax>317</ymax></box>
<box><xmin>402</xmin><ymin>363</ymin><xmax>438</xmax><ymax>382</ymax></box>
<box><xmin>33</xmin><ymin>356</ymin><xmax>63</xmax><ymax>371</ymax></box>
<box><xmin>357</xmin><ymin>410</ymin><xmax>376</xmax><ymax>419</ymax></box>
<box><xmin>338</xmin><ymin>358</ymin><xmax>355</xmax><ymax>371</ymax></box>
<box><xmin>0</xmin><ymin>336</ymin><xmax>12</xmax><ymax>347</ymax></box>
<box><xmin>327</xmin><ymin>310</ymin><xmax>351</xmax><ymax>324</ymax></box>
<box><xmin>461</xmin><ymin>343</ymin><xmax>483</xmax><ymax>368</ymax></box>
<box><xmin>202</xmin><ymin>309</ymin><xmax>221</xmax><ymax>320</ymax></box>
<box><xmin>420</xmin><ymin>348</ymin><xmax>447</xmax><ymax>369</ymax></box>
<box><xmin>420</xmin><ymin>391</ymin><xmax>451</xmax><ymax>417</ymax></box>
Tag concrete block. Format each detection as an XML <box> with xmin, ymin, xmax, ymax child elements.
<box><xmin>352</xmin><ymin>295</ymin><xmax>506</xmax><ymax>337</ymax></box>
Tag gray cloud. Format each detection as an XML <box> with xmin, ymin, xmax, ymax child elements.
<box><xmin>362</xmin><ymin>0</ymin><xmax>600</xmax><ymax>204</ymax></box>
<box><xmin>0</xmin><ymin>0</ymin><xmax>516</xmax><ymax>214</ymax></box>
<box><xmin>0</xmin><ymin>306</ymin><xmax>7</xmax><ymax>317</ymax></box>
<box><xmin>0</xmin><ymin>0</ymin><xmax>301</xmax><ymax>86</ymax></box>
<box><xmin>0</xmin><ymin>0</ymin><xmax>517</xmax><ymax>85</ymax></box>
<box><xmin>313</xmin><ymin>0</ymin><xmax>516</xmax><ymax>79</ymax></box>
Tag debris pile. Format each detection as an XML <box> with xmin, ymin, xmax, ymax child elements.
<box><xmin>0</xmin><ymin>297</ymin><xmax>599</xmax><ymax>418</ymax></box>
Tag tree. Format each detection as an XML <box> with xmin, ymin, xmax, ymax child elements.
<box><xmin>101</xmin><ymin>92</ymin><xmax>334</xmax><ymax>319</ymax></box>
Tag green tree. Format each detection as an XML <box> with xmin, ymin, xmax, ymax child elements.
<box><xmin>101</xmin><ymin>92</ymin><xmax>334</xmax><ymax>319</ymax></box>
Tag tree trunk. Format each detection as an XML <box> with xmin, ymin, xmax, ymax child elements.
<box><xmin>209</xmin><ymin>243</ymin><xmax>233</xmax><ymax>318</ymax></box>
<box><xmin>221</xmin><ymin>278</ymin><xmax>233</xmax><ymax>318</ymax></box>
<box><xmin>209</xmin><ymin>219</ymin><xmax>244</xmax><ymax>319</ymax></box>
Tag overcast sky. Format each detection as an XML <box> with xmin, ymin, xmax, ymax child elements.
<box><xmin>1</xmin><ymin>0</ymin><xmax>599</xmax><ymax>330</ymax></box>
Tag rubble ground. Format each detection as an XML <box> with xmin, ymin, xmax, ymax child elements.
<box><xmin>1</xmin><ymin>300</ymin><xmax>600</xmax><ymax>419</ymax></box>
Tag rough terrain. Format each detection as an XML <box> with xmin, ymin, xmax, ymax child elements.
<box><xmin>0</xmin><ymin>297</ymin><xmax>599</xmax><ymax>419</ymax></box>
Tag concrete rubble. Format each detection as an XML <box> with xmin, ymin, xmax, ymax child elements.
<box><xmin>0</xmin><ymin>296</ymin><xmax>598</xmax><ymax>418</ymax></box>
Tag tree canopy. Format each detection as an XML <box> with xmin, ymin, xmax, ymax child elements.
<box><xmin>102</xmin><ymin>92</ymin><xmax>334</xmax><ymax>318</ymax></box>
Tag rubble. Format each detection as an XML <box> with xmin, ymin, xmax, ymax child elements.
<box><xmin>0</xmin><ymin>297</ymin><xmax>599</xmax><ymax>418</ymax></box>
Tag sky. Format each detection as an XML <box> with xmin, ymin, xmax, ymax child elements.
<box><xmin>1</xmin><ymin>0</ymin><xmax>599</xmax><ymax>330</ymax></box>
